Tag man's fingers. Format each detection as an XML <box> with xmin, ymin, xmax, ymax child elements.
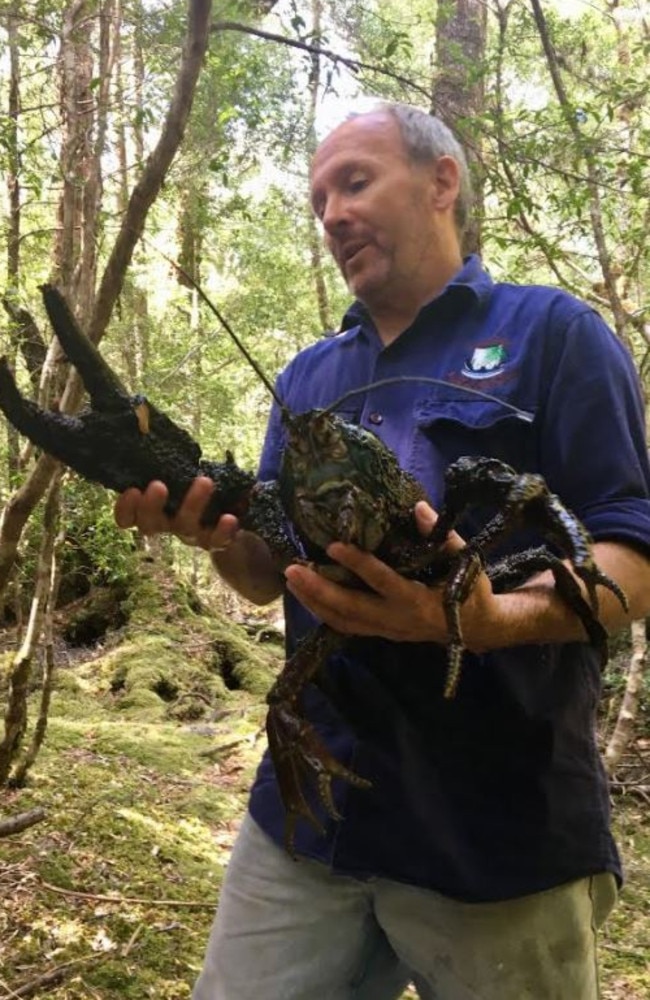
<box><xmin>414</xmin><ymin>500</ymin><xmax>438</xmax><ymax>537</ymax></box>
<box><xmin>414</xmin><ymin>501</ymin><xmax>466</xmax><ymax>555</ymax></box>
<box><xmin>113</xmin><ymin>480</ymin><xmax>169</xmax><ymax>534</ymax></box>
<box><xmin>115</xmin><ymin>477</ymin><xmax>221</xmax><ymax>542</ymax></box>
<box><xmin>114</xmin><ymin>488</ymin><xmax>141</xmax><ymax>529</ymax></box>
<box><xmin>136</xmin><ymin>481</ymin><xmax>171</xmax><ymax>533</ymax></box>
<box><xmin>167</xmin><ymin>477</ymin><xmax>213</xmax><ymax>538</ymax></box>
<box><xmin>325</xmin><ymin>542</ymin><xmax>405</xmax><ymax>597</ymax></box>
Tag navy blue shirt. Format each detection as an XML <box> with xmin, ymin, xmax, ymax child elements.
<box><xmin>248</xmin><ymin>256</ymin><xmax>650</xmax><ymax>902</ymax></box>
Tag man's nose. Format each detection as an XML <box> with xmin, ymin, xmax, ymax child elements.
<box><xmin>321</xmin><ymin>193</ymin><xmax>349</xmax><ymax>234</ymax></box>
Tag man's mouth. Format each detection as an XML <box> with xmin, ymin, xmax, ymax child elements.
<box><xmin>340</xmin><ymin>241</ymin><xmax>368</xmax><ymax>266</ymax></box>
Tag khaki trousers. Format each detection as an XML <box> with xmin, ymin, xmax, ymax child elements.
<box><xmin>192</xmin><ymin>812</ymin><xmax>617</xmax><ymax>1000</ymax></box>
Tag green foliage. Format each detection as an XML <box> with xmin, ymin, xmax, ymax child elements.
<box><xmin>61</xmin><ymin>481</ymin><xmax>138</xmax><ymax>592</ymax></box>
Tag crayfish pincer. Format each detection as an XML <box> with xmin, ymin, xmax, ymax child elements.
<box><xmin>0</xmin><ymin>285</ymin><xmax>627</xmax><ymax>854</ymax></box>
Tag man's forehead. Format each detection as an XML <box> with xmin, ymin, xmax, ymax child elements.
<box><xmin>311</xmin><ymin>113</ymin><xmax>403</xmax><ymax>177</ymax></box>
<box><xmin>329</xmin><ymin>109</ymin><xmax>396</xmax><ymax>137</ymax></box>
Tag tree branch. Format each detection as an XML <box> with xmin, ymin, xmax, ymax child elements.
<box><xmin>529</xmin><ymin>0</ymin><xmax>631</xmax><ymax>346</ymax></box>
<box><xmin>211</xmin><ymin>20</ymin><xmax>432</xmax><ymax>102</ymax></box>
<box><xmin>87</xmin><ymin>0</ymin><xmax>213</xmax><ymax>348</ymax></box>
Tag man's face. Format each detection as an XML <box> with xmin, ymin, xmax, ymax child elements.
<box><xmin>310</xmin><ymin>113</ymin><xmax>449</xmax><ymax>308</ymax></box>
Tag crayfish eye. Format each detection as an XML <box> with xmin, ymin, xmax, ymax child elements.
<box><xmin>310</xmin><ymin>417</ymin><xmax>347</xmax><ymax>460</ymax></box>
<box><xmin>292</xmin><ymin>436</ymin><xmax>311</xmax><ymax>457</ymax></box>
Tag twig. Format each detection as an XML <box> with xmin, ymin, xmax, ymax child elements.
<box><xmin>121</xmin><ymin>923</ymin><xmax>144</xmax><ymax>957</ymax></box>
<box><xmin>0</xmin><ymin>957</ymin><xmax>98</xmax><ymax>999</ymax></box>
<box><xmin>601</xmin><ymin>942</ymin><xmax>650</xmax><ymax>960</ymax></box>
<box><xmin>199</xmin><ymin>734</ymin><xmax>252</xmax><ymax>758</ymax></box>
<box><xmin>38</xmin><ymin>880</ymin><xmax>216</xmax><ymax>909</ymax></box>
<box><xmin>610</xmin><ymin>784</ymin><xmax>650</xmax><ymax>806</ymax></box>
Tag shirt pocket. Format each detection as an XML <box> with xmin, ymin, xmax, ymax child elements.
<box><xmin>409</xmin><ymin>397</ymin><xmax>538</xmax><ymax>510</ymax></box>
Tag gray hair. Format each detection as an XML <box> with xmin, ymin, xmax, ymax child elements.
<box><xmin>348</xmin><ymin>102</ymin><xmax>473</xmax><ymax>236</ymax></box>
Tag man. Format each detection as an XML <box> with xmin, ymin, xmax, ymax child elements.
<box><xmin>115</xmin><ymin>103</ymin><xmax>650</xmax><ymax>999</ymax></box>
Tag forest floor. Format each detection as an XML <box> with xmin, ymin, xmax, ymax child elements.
<box><xmin>1</xmin><ymin>621</ymin><xmax>649</xmax><ymax>999</ymax></box>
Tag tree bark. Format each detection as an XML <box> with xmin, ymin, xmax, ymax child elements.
<box><xmin>304</xmin><ymin>0</ymin><xmax>333</xmax><ymax>332</ymax></box>
<box><xmin>432</xmin><ymin>0</ymin><xmax>487</xmax><ymax>255</ymax></box>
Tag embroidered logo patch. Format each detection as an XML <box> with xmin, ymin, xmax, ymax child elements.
<box><xmin>462</xmin><ymin>343</ymin><xmax>508</xmax><ymax>380</ymax></box>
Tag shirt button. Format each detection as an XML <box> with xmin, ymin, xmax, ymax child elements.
<box><xmin>368</xmin><ymin>412</ymin><xmax>383</xmax><ymax>425</ymax></box>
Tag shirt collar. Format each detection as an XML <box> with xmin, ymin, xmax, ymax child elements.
<box><xmin>337</xmin><ymin>254</ymin><xmax>493</xmax><ymax>336</ymax></box>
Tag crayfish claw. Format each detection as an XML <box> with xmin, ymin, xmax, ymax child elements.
<box><xmin>575</xmin><ymin>564</ymin><xmax>629</xmax><ymax>617</ymax></box>
<box><xmin>439</xmin><ymin>548</ymin><xmax>484</xmax><ymax>699</ymax></box>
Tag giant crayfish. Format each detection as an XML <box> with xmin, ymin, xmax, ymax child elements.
<box><xmin>0</xmin><ymin>286</ymin><xmax>627</xmax><ymax>852</ymax></box>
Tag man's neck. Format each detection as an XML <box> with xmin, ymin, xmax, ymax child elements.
<box><xmin>369</xmin><ymin>260</ymin><xmax>463</xmax><ymax>346</ymax></box>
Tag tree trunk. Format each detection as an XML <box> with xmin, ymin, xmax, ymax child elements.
<box><xmin>4</xmin><ymin>1</ymin><xmax>23</xmax><ymax>484</ymax></box>
<box><xmin>305</xmin><ymin>0</ymin><xmax>333</xmax><ymax>331</ymax></box>
<box><xmin>0</xmin><ymin>471</ymin><xmax>63</xmax><ymax>785</ymax></box>
<box><xmin>432</xmin><ymin>0</ymin><xmax>487</xmax><ymax>256</ymax></box>
<box><xmin>0</xmin><ymin>0</ymin><xmax>213</xmax><ymax>601</ymax></box>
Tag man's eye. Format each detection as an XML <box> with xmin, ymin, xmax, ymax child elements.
<box><xmin>349</xmin><ymin>178</ymin><xmax>367</xmax><ymax>193</ymax></box>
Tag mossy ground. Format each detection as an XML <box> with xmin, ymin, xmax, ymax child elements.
<box><xmin>0</xmin><ymin>671</ymin><xmax>266</xmax><ymax>999</ymax></box>
<box><xmin>1</xmin><ymin>574</ymin><xmax>649</xmax><ymax>998</ymax></box>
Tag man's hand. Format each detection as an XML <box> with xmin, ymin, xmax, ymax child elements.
<box><xmin>114</xmin><ymin>477</ymin><xmax>282</xmax><ymax>605</ymax></box>
<box><xmin>283</xmin><ymin>501</ymin><xmax>501</xmax><ymax>649</ymax></box>
<box><xmin>114</xmin><ymin>476</ymin><xmax>238</xmax><ymax>552</ymax></box>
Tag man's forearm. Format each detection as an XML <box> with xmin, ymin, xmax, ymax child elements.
<box><xmin>472</xmin><ymin>541</ymin><xmax>650</xmax><ymax>652</ymax></box>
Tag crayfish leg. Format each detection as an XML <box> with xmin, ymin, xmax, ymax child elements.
<box><xmin>489</xmin><ymin>547</ymin><xmax>614</xmax><ymax>667</ymax></box>
<box><xmin>266</xmin><ymin>625</ymin><xmax>372</xmax><ymax>854</ymax></box>
<box><xmin>441</xmin><ymin>548</ymin><xmax>485</xmax><ymax>699</ymax></box>
<box><xmin>266</xmin><ymin>702</ymin><xmax>371</xmax><ymax>856</ymax></box>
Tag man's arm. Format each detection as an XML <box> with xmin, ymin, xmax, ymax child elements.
<box><xmin>283</xmin><ymin>501</ymin><xmax>650</xmax><ymax>651</ymax></box>
<box><xmin>114</xmin><ymin>476</ymin><xmax>283</xmax><ymax>606</ymax></box>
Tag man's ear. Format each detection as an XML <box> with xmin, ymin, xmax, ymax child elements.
<box><xmin>431</xmin><ymin>155</ymin><xmax>461</xmax><ymax>212</ymax></box>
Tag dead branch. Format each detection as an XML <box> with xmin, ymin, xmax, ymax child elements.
<box><xmin>0</xmin><ymin>806</ymin><xmax>46</xmax><ymax>838</ymax></box>
<box><xmin>38</xmin><ymin>879</ymin><xmax>216</xmax><ymax>909</ymax></box>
